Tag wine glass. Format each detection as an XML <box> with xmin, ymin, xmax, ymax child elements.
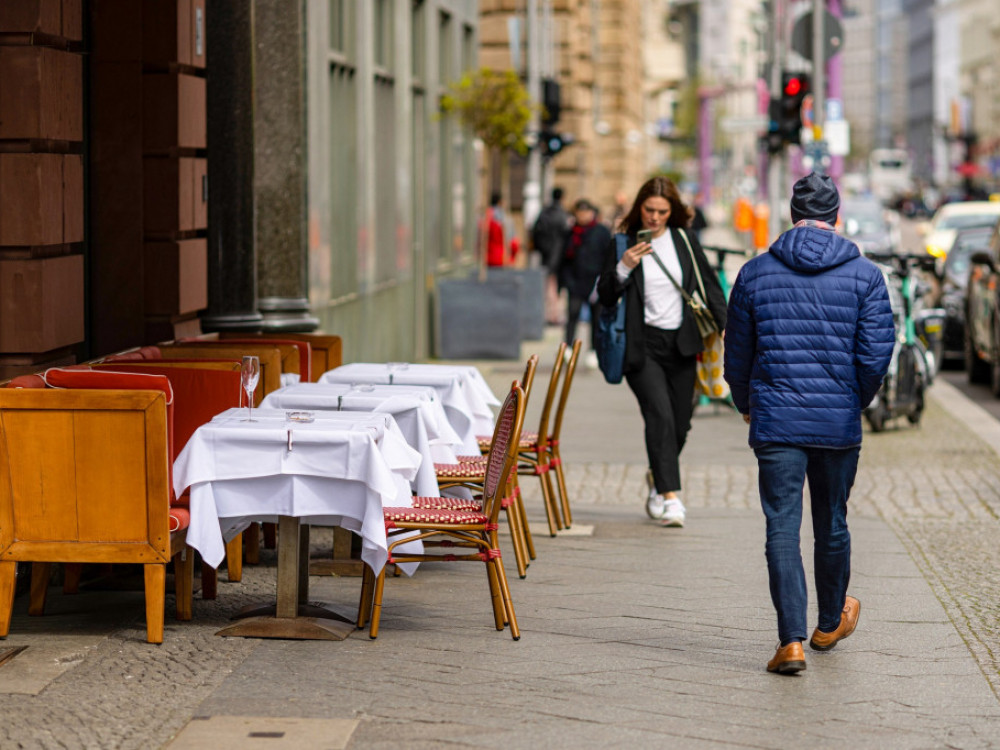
<box><xmin>241</xmin><ymin>355</ymin><xmax>260</xmax><ymax>422</ymax></box>
<box><xmin>386</xmin><ymin>362</ymin><xmax>406</xmax><ymax>384</ymax></box>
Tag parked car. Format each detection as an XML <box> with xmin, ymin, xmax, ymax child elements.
<box><xmin>840</xmin><ymin>197</ymin><xmax>899</xmax><ymax>257</ymax></box>
<box><xmin>938</xmin><ymin>226</ymin><xmax>995</xmax><ymax>363</ymax></box>
<box><xmin>963</xmin><ymin>224</ymin><xmax>1000</xmax><ymax>392</ymax></box>
<box><xmin>920</xmin><ymin>200</ymin><xmax>1000</xmax><ymax>276</ymax></box>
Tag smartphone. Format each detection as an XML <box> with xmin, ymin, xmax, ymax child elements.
<box><xmin>636</xmin><ymin>229</ymin><xmax>654</xmax><ymax>244</ymax></box>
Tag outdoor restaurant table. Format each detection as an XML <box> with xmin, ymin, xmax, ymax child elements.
<box><xmin>173</xmin><ymin>408</ymin><xmax>421</xmax><ymax>640</ymax></box>
<box><xmin>318</xmin><ymin>363</ymin><xmax>500</xmax><ymax>455</ymax></box>
<box><xmin>259</xmin><ymin>382</ymin><xmax>463</xmax><ymax>497</ymax></box>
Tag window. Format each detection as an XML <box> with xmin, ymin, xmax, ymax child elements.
<box><xmin>412</xmin><ymin>0</ymin><xmax>426</xmax><ymax>85</ymax></box>
<box><xmin>374</xmin><ymin>0</ymin><xmax>393</xmax><ymax>71</ymax></box>
<box><xmin>330</xmin><ymin>0</ymin><xmax>346</xmax><ymax>54</ymax></box>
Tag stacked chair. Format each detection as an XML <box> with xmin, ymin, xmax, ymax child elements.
<box><xmin>357</xmin><ymin>381</ymin><xmax>528</xmax><ymax>640</ymax></box>
<box><xmin>427</xmin><ymin>355</ymin><xmax>539</xmax><ymax>579</ymax></box>
<box><xmin>479</xmin><ymin>340</ymin><xmax>582</xmax><ymax>536</ymax></box>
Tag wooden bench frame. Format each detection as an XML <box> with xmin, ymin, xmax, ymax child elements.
<box><xmin>0</xmin><ymin>389</ymin><xmax>191</xmax><ymax>644</ymax></box>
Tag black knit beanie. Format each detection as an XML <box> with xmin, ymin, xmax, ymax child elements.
<box><xmin>790</xmin><ymin>172</ymin><xmax>840</xmax><ymax>225</ymax></box>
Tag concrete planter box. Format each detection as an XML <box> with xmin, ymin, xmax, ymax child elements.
<box><xmin>435</xmin><ymin>277</ymin><xmax>522</xmax><ymax>360</ymax></box>
<box><xmin>486</xmin><ymin>267</ymin><xmax>545</xmax><ymax>341</ymax></box>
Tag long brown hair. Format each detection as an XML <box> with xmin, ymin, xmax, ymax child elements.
<box><xmin>616</xmin><ymin>176</ymin><xmax>693</xmax><ymax>236</ymax></box>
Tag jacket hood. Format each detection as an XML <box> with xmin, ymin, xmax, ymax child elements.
<box><xmin>770</xmin><ymin>226</ymin><xmax>860</xmax><ymax>274</ymax></box>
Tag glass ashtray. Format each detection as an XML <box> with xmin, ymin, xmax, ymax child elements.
<box><xmin>285</xmin><ymin>411</ymin><xmax>315</xmax><ymax>423</ymax></box>
<box><xmin>351</xmin><ymin>383</ymin><xmax>376</xmax><ymax>392</ymax></box>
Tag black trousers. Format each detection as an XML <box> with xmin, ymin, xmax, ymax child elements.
<box><xmin>625</xmin><ymin>326</ymin><xmax>698</xmax><ymax>494</ymax></box>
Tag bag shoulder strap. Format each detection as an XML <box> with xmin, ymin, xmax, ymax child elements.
<box><xmin>677</xmin><ymin>228</ymin><xmax>708</xmax><ymax>301</ymax></box>
<box><xmin>614</xmin><ymin>233</ymin><xmax>627</xmax><ymax>261</ymax></box>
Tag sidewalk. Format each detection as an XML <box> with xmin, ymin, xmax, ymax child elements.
<box><xmin>2</xmin><ymin>327</ymin><xmax>1000</xmax><ymax>749</ymax></box>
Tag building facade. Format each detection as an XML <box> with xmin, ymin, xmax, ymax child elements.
<box><xmin>306</xmin><ymin>0</ymin><xmax>480</xmax><ymax>363</ymax></box>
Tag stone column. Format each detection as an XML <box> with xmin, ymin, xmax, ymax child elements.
<box><xmin>201</xmin><ymin>1</ymin><xmax>263</xmax><ymax>332</ymax></box>
<box><xmin>253</xmin><ymin>0</ymin><xmax>318</xmax><ymax>331</ymax></box>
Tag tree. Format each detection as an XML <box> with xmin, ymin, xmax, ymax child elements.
<box><xmin>440</xmin><ymin>68</ymin><xmax>536</xmax><ymax>279</ymax></box>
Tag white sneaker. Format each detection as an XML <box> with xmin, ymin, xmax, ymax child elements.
<box><xmin>584</xmin><ymin>350</ymin><xmax>599</xmax><ymax>370</ymax></box>
<box><xmin>646</xmin><ymin>490</ymin><xmax>666</xmax><ymax>520</ymax></box>
<box><xmin>644</xmin><ymin>470</ymin><xmax>665</xmax><ymax>519</ymax></box>
<box><xmin>661</xmin><ymin>498</ymin><xmax>686</xmax><ymax>527</ymax></box>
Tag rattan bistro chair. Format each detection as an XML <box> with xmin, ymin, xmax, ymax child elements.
<box><xmin>357</xmin><ymin>381</ymin><xmax>527</xmax><ymax>640</ymax></box>
<box><xmin>427</xmin><ymin>355</ymin><xmax>539</xmax><ymax>579</ymax></box>
<box><xmin>548</xmin><ymin>339</ymin><xmax>582</xmax><ymax>528</ymax></box>
<box><xmin>479</xmin><ymin>342</ymin><xmax>578</xmax><ymax>536</ymax></box>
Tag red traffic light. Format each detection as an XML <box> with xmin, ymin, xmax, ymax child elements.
<box><xmin>784</xmin><ymin>77</ymin><xmax>802</xmax><ymax>97</ymax></box>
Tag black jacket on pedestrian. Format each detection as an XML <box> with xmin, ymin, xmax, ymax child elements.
<box><xmin>558</xmin><ymin>220</ymin><xmax>611</xmax><ymax>299</ymax></box>
<box><xmin>531</xmin><ymin>202</ymin><xmax>570</xmax><ymax>271</ymax></box>
<box><xmin>596</xmin><ymin>227</ymin><xmax>728</xmax><ymax>372</ymax></box>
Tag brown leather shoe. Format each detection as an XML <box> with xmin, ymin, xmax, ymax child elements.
<box><xmin>767</xmin><ymin>641</ymin><xmax>806</xmax><ymax>674</ymax></box>
<box><xmin>809</xmin><ymin>596</ymin><xmax>861</xmax><ymax>651</ymax></box>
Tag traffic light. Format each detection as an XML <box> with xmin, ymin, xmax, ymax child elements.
<box><xmin>539</xmin><ymin>130</ymin><xmax>573</xmax><ymax>158</ymax></box>
<box><xmin>542</xmin><ymin>78</ymin><xmax>561</xmax><ymax>126</ymax></box>
<box><xmin>779</xmin><ymin>71</ymin><xmax>810</xmax><ymax>144</ymax></box>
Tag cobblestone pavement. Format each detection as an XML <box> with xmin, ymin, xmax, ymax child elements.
<box><xmin>2</xmin><ymin>331</ymin><xmax>1000</xmax><ymax>748</ymax></box>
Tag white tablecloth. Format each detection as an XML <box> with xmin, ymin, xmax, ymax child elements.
<box><xmin>260</xmin><ymin>383</ymin><xmax>462</xmax><ymax>497</ymax></box>
<box><xmin>173</xmin><ymin>408</ymin><xmax>422</xmax><ymax>575</ymax></box>
<box><xmin>318</xmin><ymin>363</ymin><xmax>500</xmax><ymax>453</ymax></box>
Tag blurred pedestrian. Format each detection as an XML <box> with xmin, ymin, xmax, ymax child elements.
<box><xmin>558</xmin><ymin>199</ymin><xmax>609</xmax><ymax>352</ymax></box>
<box><xmin>596</xmin><ymin>176</ymin><xmax>727</xmax><ymax>528</ymax></box>
<box><xmin>532</xmin><ymin>187</ymin><xmax>571</xmax><ymax>323</ymax></box>
<box><xmin>483</xmin><ymin>191</ymin><xmax>517</xmax><ymax>267</ymax></box>
<box><xmin>724</xmin><ymin>172</ymin><xmax>895</xmax><ymax>675</ymax></box>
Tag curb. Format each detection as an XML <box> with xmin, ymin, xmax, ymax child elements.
<box><xmin>927</xmin><ymin>378</ymin><xmax>1000</xmax><ymax>460</ymax></box>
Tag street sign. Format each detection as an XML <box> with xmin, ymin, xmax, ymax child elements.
<box><xmin>801</xmin><ymin>94</ymin><xmax>814</xmax><ymax>129</ymax></box>
<box><xmin>791</xmin><ymin>10</ymin><xmax>845</xmax><ymax>61</ymax></box>
<box><xmin>826</xmin><ymin>98</ymin><xmax>843</xmax><ymax>121</ymax></box>
<box><xmin>825</xmin><ymin>119</ymin><xmax>850</xmax><ymax>156</ymax></box>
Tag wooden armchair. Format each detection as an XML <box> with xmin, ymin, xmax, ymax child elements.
<box><xmin>0</xmin><ymin>383</ymin><xmax>191</xmax><ymax>644</ymax></box>
<box><xmin>217</xmin><ymin>332</ymin><xmax>343</xmax><ymax>382</ymax></box>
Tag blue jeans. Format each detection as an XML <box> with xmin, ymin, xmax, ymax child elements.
<box><xmin>754</xmin><ymin>443</ymin><xmax>861</xmax><ymax>645</ymax></box>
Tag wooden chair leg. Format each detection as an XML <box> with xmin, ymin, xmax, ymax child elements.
<box><xmin>144</xmin><ymin>563</ymin><xmax>166</xmax><ymax>644</ymax></box>
<box><xmin>503</xmin><ymin>494</ymin><xmax>528</xmax><ymax>579</ymax></box>
<box><xmin>225</xmin><ymin>535</ymin><xmax>243</xmax><ymax>582</ymax></box>
<box><xmin>553</xmin><ymin>448</ymin><xmax>572</xmax><ymax>528</ymax></box>
<box><xmin>174</xmin><ymin>549</ymin><xmax>194</xmax><ymax>621</ymax></box>
<box><xmin>62</xmin><ymin>563</ymin><xmax>83</xmax><ymax>594</ymax></box>
<box><xmin>543</xmin><ymin>469</ymin><xmax>563</xmax><ymax>532</ymax></box>
<box><xmin>0</xmin><ymin>561</ymin><xmax>16</xmax><ymax>637</ymax></box>
<box><xmin>493</xmin><ymin>556</ymin><xmax>520</xmax><ymax>641</ymax></box>
<box><xmin>243</xmin><ymin>523</ymin><xmax>261</xmax><ymax>565</ymax></box>
<box><xmin>485</xmin><ymin>554</ymin><xmax>505</xmax><ymax>630</ymax></box>
<box><xmin>368</xmin><ymin>567</ymin><xmax>387</xmax><ymax>639</ymax></box>
<box><xmin>262</xmin><ymin>522</ymin><xmax>277</xmax><ymax>549</ymax></box>
<box><xmin>28</xmin><ymin>562</ymin><xmax>52</xmax><ymax>616</ymax></box>
<box><xmin>535</xmin><ymin>466</ymin><xmax>562</xmax><ymax>535</ymax></box>
<box><xmin>516</xmin><ymin>481</ymin><xmax>537</xmax><ymax>561</ymax></box>
<box><xmin>527</xmin><ymin>468</ymin><xmax>559</xmax><ymax>537</ymax></box>
<box><xmin>201</xmin><ymin>563</ymin><xmax>218</xmax><ymax>600</ymax></box>
<box><xmin>357</xmin><ymin>564</ymin><xmax>375</xmax><ymax>629</ymax></box>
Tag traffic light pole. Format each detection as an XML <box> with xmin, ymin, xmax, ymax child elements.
<box><xmin>812</xmin><ymin>0</ymin><xmax>825</xmax><ymax>147</ymax></box>
<box><xmin>767</xmin><ymin>0</ymin><xmax>787</xmax><ymax>241</ymax></box>
<box><xmin>524</xmin><ymin>0</ymin><xmax>542</xmax><ymax>230</ymax></box>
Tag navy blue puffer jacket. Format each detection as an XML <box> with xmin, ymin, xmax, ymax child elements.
<box><xmin>724</xmin><ymin>225</ymin><xmax>894</xmax><ymax>448</ymax></box>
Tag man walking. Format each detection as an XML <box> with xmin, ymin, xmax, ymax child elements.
<box><xmin>723</xmin><ymin>172</ymin><xmax>894</xmax><ymax>675</ymax></box>
<box><xmin>532</xmin><ymin>187</ymin><xmax>571</xmax><ymax>324</ymax></box>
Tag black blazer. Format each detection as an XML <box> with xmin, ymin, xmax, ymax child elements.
<box><xmin>596</xmin><ymin>226</ymin><xmax>728</xmax><ymax>374</ymax></box>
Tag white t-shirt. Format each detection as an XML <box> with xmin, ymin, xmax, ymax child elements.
<box><xmin>616</xmin><ymin>231</ymin><xmax>684</xmax><ymax>330</ymax></box>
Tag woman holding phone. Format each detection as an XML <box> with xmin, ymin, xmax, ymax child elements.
<box><xmin>597</xmin><ymin>176</ymin><xmax>727</xmax><ymax>526</ymax></box>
